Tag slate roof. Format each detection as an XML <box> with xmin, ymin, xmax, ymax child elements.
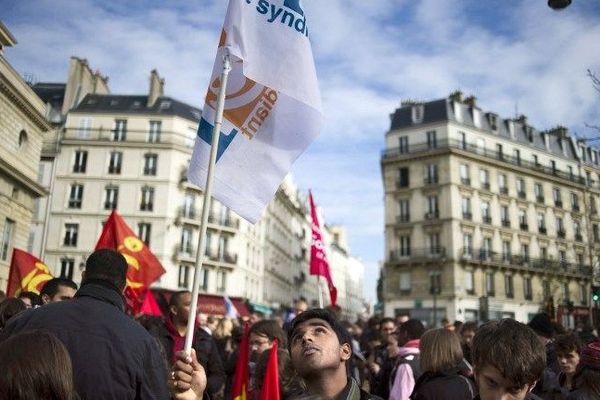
<box><xmin>388</xmin><ymin>95</ymin><xmax>586</xmax><ymax>163</ymax></box>
<box><xmin>73</xmin><ymin>94</ymin><xmax>202</xmax><ymax>122</ymax></box>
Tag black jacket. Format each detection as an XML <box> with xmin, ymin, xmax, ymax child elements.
<box><xmin>411</xmin><ymin>368</ymin><xmax>476</xmax><ymax>400</ymax></box>
<box><xmin>149</xmin><ymin>318</ymin><xmax>225</xmax><ymax>397</ymax></box>
<box><xmin>0</xmin><ymin>283</ymin><xmax>169</xmax><ymax>400</ymax></box>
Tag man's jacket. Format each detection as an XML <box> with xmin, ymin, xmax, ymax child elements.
<box><xmin>0</xmin><ymin>282</ymin><xmax>170</xmax><ymax>399</ymax></box>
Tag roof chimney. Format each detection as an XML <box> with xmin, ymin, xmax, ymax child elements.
<box><xmin>147</xmin><ymin>69</ymin><xmax>164</xmax><ymax>107</ymax></box>
<box><xmin>464</xmin><ymin>95</ymin><xmax>477</xmax><ymax>108</ymax></box>
<box><xmin>516</xmin><ymin>114</ymin><xmax>528</xmax><ymax>126</ymax></box>
<box><xmin>449</xmin><ymin>90</ymin><xmax>463</xmax><ymax>102</ymax></box>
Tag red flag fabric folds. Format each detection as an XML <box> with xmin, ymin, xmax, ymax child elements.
<box><xmin>232</xmin><ymin>322</ymin><xmax>250</xmax><ymax>400</ymax></box>
<box><xmin>139</xmin><ymin>290</ymin><xmax>163</xmax><ymax>317</ymax></box>
<box><xmin>95</xmin><ymin>210</ymin><xmax>165</xmax><ymax>313</ymax></box>
<box><xmin>259</xmin><ymin>338</ymin><xmax>280</xmax><ymax>400</ymax></box>
<box><xmin>6</xmin><ymin>249</ymin><xmax>53</xmax><ymax>297</ymax></box>
<box><xmin>309</xmin><ymin>191</ymin><xmax>337</xmax><ymax>306</ymax></box>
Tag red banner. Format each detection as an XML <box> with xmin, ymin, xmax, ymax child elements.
<box><xmin>259</xmin><ymin>338</ymin><xmax>280</xmax><ymax>400</ymax></box>
<box><xmin>95</xmin><ymin>210</ymin><xmax>165</xmax><ymax>313</ymax></box>
<box><xmin>6</xmin><ymin>249</ymin><xmax>53</xmax><ymax>297</ymax></box>
<box><xmin>309</xmin><ymin>191</ymin><xmax>337</xmax><ymax>306</ymax></box>
<box><xmin>232</xmin><ymin>322</ymin><xmax>250</xmax><ymax>400</ymax></box>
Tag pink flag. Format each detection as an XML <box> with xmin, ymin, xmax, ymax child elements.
<box><xmin>309</xmin><ymin>191</ymin><xmax>337</xmax><ymax>306</ymax></box>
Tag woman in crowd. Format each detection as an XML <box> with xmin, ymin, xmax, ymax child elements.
<box><xmin>0</xmin><ymin>330</ymin><xmax>76</xmax><ymax>400</ymax></box>
<box><xmin>410</xmin><ymin>328</ymin><xmax>476</xmax><ymax>400</ymax></box>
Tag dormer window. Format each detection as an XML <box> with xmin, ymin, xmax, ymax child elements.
<box><xmin>472</xmin><ymin>108</ymin><xmax>480</xmax><ymax>128</ymax></box>
<box><xmin>411</xmin><ymin>105</ymin><xmax>424</xmax><ymax>124</ymax></box>
<box><xmin>487</xmin><ymin>113</ymin><xmax>498</xmax><ymax>130</ymax></box>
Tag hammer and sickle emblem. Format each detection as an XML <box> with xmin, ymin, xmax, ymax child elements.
<box><xmin>20</xmin><ymin>262</ymin><xmax>53</xmax><ymax>294</ymax></box>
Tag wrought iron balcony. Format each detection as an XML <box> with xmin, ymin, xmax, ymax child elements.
<box><xmin>389</xmin><ymin>247</ymin><xmax>446</xmax><ymax>262</ymax></box>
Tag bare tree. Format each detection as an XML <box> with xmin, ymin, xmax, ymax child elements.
<box><xmin>586</xmin><ymin>69</ymin><xmax>600</xmax><ymax>134</ymax></box>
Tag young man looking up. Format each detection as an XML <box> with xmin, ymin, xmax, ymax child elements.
<box><xmin>288</xmin><ymin>308</ymin><xmax>382</xmax><ymax>400</ymax></box>
<box><xmin>472</xmin><ymin>319</ymin><xmax>546</xmax><ymax>400</ymax></box>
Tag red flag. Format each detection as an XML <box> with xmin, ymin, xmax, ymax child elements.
<box><xmin>139</xmin><ymin>290</ymin><xmax>163</xmax><ymax>317</ymax></box>
<box><xmin>95</xmin><ymin>210</ymin><xmax>165</xmax><ymax>313</ymax></box>
<box><xmin>232</xmin><ymin>322</ymin><xmax>250</xmax><ymax>400</ymax></box>
<box><xmin>309</xmin><ymin>191</ymin><xmax>337</xmax><ymax>306</ymax></box>
<box><xmin>6</xmin><ymin>249</ymin><xmax>54</xmax><ymax>297</ymax></box>
<box><xmin>259</xmin><ymin>338</ymin><xmax>280</xmax><ymax>400</ymax></box>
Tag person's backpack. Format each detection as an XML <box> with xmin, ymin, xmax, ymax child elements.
<box><xmin>390</xmin><ymin>352</ymin><xmax>422</xmax><ymax>391</ymax></box>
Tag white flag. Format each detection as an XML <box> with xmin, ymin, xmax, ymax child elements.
<box><xmin>188</xmin><ymin>0</ymin><xmax>322</xmax><ymax>223</ymax></box>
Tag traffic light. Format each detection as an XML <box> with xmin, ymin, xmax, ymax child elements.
<box><xmin>592</xmin><ymin>286</ymin><xmax>600</xmax><ymax>303</ymax></box>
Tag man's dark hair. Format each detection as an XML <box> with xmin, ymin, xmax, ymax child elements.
<box><xmin>472</xmin><ymin>319</ymin><xmax>545</xmax><ymax>389</ymax></box>
<box><xmin>398</xmin><ymin>319</ymin><xmax>425</xmax><ymax>340</ymax></box>
<box><xmin>17</xmin><ymin>291</ymin><xmax>42</xmax><ymax>307</ymax></box>
<box><xmin>40</xmin><ymin>278</ymin><xmax>78</xmax><ymax>298</ymax></box>
<box><xmin>287</xmin><ymin>308</ymin><xmax>352</xmax><ymax>352</ymax></box>
<box><xmin>83</xmin><ymin>249</ymin><xmax>127</xmax><ymax>290</ymax></box>
<box><xmin>250</xmin><ymin>319</ymin><xmax>287</xmax><ymax>348</ymax></box>
<box><xmin>168</xmin><ymin>290</ymin><xmax>191</xmax><ymax>309</ymax></box>
<box><xmin>555</xmin><ymin>333</ymin><xmax>582</xmax><ymax>356</ymax></box>
<box><xmin>460</xmin><ymin>321</ymin><xmax>478</xmax><ymax>334</ymax></box>
<box><xmin>380</xmin><ymin>317</ymin><xmax>395</xmax><ymax>327</ymax></box>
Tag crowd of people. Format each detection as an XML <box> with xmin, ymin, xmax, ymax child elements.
<box><xmin>1</xmin><ymin>248</ymin><xmax>600</xmax><ymax>400</ymax></box>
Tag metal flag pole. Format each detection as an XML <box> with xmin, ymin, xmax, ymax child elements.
<box><xmin>184</xmin><ymin>51</ymin><xmax>231</xmax><ymax>355</ymax></box>
<box><xmin>318</xmin><ymin>276</ymin><xmax>324</xmax><ymax>308</ymax></box>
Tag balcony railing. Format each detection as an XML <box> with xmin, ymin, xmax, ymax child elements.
<box><xmin>389</xmin><ymin>247</ymin><xmax>446</xmax><ymax>261</ymax></box>
<box><xmin>539</xmin><ymin>226</ymin><xmax>547</xmax><ymax>235</ymax></box>
<box><xmin>396</xmin><ymin>215</ymin><xmax>410</xmax><ymax>224</ymax></box>
<box><xmin>463</xmin><ymin>212</ymin><xmax>472</xmax><ymax>220</ymax></box>
<box><xmin>536</xmin><ymin>196</ymin><xmax>545</xmax><ymax>204</ymax></box>
<box><xmin>425</xmin><ymin>211</ymin><xmax>439</xmax><ymax>220</ymax></box>
<box><xmin>385</xmin><ymin>137</ymin><xmax>596</xmax><ymax>187</ymax></box>
<box><xmin>520</xmin><ymin>223</ymin><xmax>529</xmax><ymax>231</ymax></box>
<box><xmin>459</xmin><ymin>247</ymin><xmax>592</xmax><ymax>277</ymax></box>
<box><xmin>557</xmin><ymin>230</ymin><xmax>566</xmax><ymax>239</ymax></box>
<box><xmin>208</xmin><ymin>213</ymin><xmax>240</xmax><ymax>229</ymax></box>
<box><xmin>482</xmin><ymin>216</ymin><xmax>492</xmax><ymax>224</ymax></box>
<box><xmin>575</xmin><ymin>233</ymin><xmax>583</xmax><ymax>242</ymax></box>
<box><xmin>461</xmin><ymin>178</ymin><xmax>471</xmax><ymax>186</ymax></box>
<box><xmin>518</xmin><ymin>191</ymin><xmax>527</xmax><ymax>200</ymax></box>
<box><xmin>481</xmin><ymin>182</ymin><xmax>490</xmax><ymax>191</ymax></box>
<box><xmin>555</xmin><ymin>200</ymin><xmax>563</xmax><ymax>208</ymax></box>
<box><xmin>499</xmin><ymin>187</ymin><xmax>509</xmax><ymax>195</ymax></box>
<box><xmin>501</xmin><ymin>219</ymin><xmax>511</xmax><ymax>228</ymax></box>
<box><xmin>424</xmin><ymin>177</ymin><xmax>439</xmax><ymax>185</ymax></box>
<box><xmin>572</xmin><ymin>204</ymin><xmax>580</xmax><ymax>212</ymax></box>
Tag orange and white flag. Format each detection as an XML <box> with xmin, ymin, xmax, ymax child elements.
<box><xmin>188</xmin><ymin>0</ymin><xmax>322</xmax><ymax>223</ymax></box>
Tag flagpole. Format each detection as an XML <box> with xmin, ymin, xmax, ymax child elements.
<box><xmin>318</xmin><ymin>276</ymin><xmax>323</xmax><ymax>308</ymax></box>
<box><xmin>184</xmin><ymin>51</ymin><xmax>232</xmax><ymax>355</ymax></box>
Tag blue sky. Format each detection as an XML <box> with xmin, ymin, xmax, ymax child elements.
<box><xmin>3</xmin><ymin>0</ymin><xmax>600</xmax><ymax>302</ymax></box>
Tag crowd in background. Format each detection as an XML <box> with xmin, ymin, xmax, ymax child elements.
<box><xmin>1</xmin><ymin>250</ymin><xmax>600</xmax><ymax>400</ymax></box>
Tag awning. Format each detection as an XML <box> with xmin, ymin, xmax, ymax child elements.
<box><xmin>248</xmin><ymin>301</ymin><xmax>273</xmax><ymax>316</ymax></box>
<box><xmin>151</xmin><ymin>289</ymin><xmax>250</xmax><ymax>318</ymax></box>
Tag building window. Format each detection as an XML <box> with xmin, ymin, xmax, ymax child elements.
<box><xmin>137</xmin><ymin>223</ymin><xmax>151</xmax><ymax>246</ymax></box>
<box><xmin>60</xmin><ymin>258</ymin><xmax>75</xmax><ymax>280</ymax></box>
<box><xmin>550</xmin><ymin>160</ymin><xmax>557</xmax><ymax>174</ymax></box>
<box><xmin>479</xmin><ymin>169</ymin><xmax>490</xmax><ymax>190</ymax></box>
<box><xmin>571</xmin><ymin>192</ymin><xmax>580</xmax><ymax>211</ymax></box>
<box><xmin>180</xmin><ymin>227</ymin><xmax>193</xmax><ymax>255</ymax></box>
<box><xmin>532</xmin><ymin>154</ymin><xmax>539</xmax><ymax>166</ymax></box>
<box><xmin>199</xmin><ymin>268</ymin><xmax>209</xmax><ymax>291</ymax></box>
<box><xmin>398</xmin><ymin>167</ymin><xmax>409</xmax><ymax>188</ymax></box>
<box><xmin>505</xmin><ymin>274</ymin><xmax>514</xmax><ymax>298</ymax></box>
<box><xmin>143</xmin><ymin>154</ymin><xmax>158</xmax><ymax>176</ymax></box>
<box><xmin>501</xmin><ymin>205</ymin><xmax>510</xmax><ymax>227</ymax></box>
<box><xmin>496</xmin><ymin>143</ymin><xmax>503</xmax><ymax>160</ymax></box>
<box><xmin>521</xmin><ymin>243</ymin><xmax>530</xmax><ymax>262</ymax></box>
<box><xmin>502</xmin><ymin>240</ymin><xmax>511</xmax><ymax>262</ymax></box>
<box><xmin>514</xmin><ymin>149</ymin><xmax>521</xmax><ymax>165</ymax></box>
<box><xmin>524</xmin><ymin>276</ymin><xmax>533</xmax><ymax>300</ymax></box>
<box><xmin>63</xmin><ymin>223</ymin><xmax>78</xmax><ymax>247</ymax></box>
<box><xmin>559</xmin><ymin>250</ymin><xmax>567</xmax><ymax>267</ymax></box>
<box><xmin>463</xmin><ymin>233</ymin><xmax>473</xmax><ymax>257</ymax></box>
<box><xmin>398</xmin><ymin>136</ymin><xmax>408</xmax><ymax>154</ymax></box>
<box><xmin>465</xmin><ymin>270</ymin><xmax>474</xmax><ymax>294</ymax></box>
<box><xmin>183</xmin><ymin>193</ymin><xmax>196</xmax><ymax>219</ymax></box>
<box><xmin>563</xmin><ymin>282</ymin><xmax>570</xmax><ymax>301</ymax></box>
<box><xmin>399</xmin><ymin>272</ymin><xmax>411</xmax><ymax>294</ymax></box>
<box><xmin>426</xmin><ymin>130</ymin><xmax>437</xmax><ymax>149</ymax></box>
<box><xmin>77</xmin><ymin>117</ymin><xmax>91</xmax><ymax>139</ymax></box>
<box><xmin>534</xmin><ymin>183</ymin><xmax>544</xmax><ymax>203</ymax></box>
<box><xmin>498</xmin><ymin>174</ymin><xmax>507</xmax><ymax>194</ymax></box>
<box><xmin>481</xmin><ymin>237</ymin><xmax>492</xmax><ymax>260</ymax></box>
<box><xmin>462</xmin><ymin>197</ymin><xmax>472</xmax><ymax>219</ymax></box>
<box><xmin>516</xmin><ymin>178</ymin><xmax>525</xmax><ymax>198</ymax></box>
<box><xmin>486</xmin><ymin>272</ymin><xmax>495</xmax><ymax>296</ymax></box>
<box><xmin>537</xmin><ymin>213</ymin><xmax>546</xmax><ymax>233</ymax></box>
<box><xmin>104</xmin><ymin>186</ymin><xmax>119</xmax><ymax>210</ymax></box>
<box><xmin>426</xmin><ymin>196</ymin><xmax>438</xmax><ymax>219</ymax></box>
<box><xmin>460</xmin><ymin>164</ymin><xmax>470</xmax><ymax>185</ymax></box>
<box><xmin>519</xmin><ymin>209</ymin><xmax>528</xmax><ymax>230</ymax></box>
<box><xmin>593</xmin><ymin>224</ymin><xmax>599</xmax><ymax>242</ymax></box>
<box><xmin>553</xmin><ymin>188</ymin><xmax>562</xmax><ymax>207</ymax></box>
<box><xmin>574</xmin><ymin>220</ymin><xmax>582</xmax><ymax>241</ymax></box>
<box><xmin>217</xmin><ymin>270</ymin><xmax>227</xmax><ymax>293</ymax></box>
<box><xmin>108</xmin><ymin>151</ymin><xmax>123</xmax><ymax>174</ymax></box>
<box><xmin>113</xmin><ymin>119</ymin><xmax>127</xmax><ymax>141</ymax></box>
<box><xmin>459</xmin><ymin>132</ymin><xmax>467</xmax><ymax>149</ymax></box>
<box><xmin>140</xmin><ymin>186</ymin><xmax>155</xmax><ymax>211</ymax></box>
<box><xmin>148</xmin><ymin>121</ymin><xmax>161</xmax><ymax>143</ymax></box>
<box><xmin>68</xmin><ymin>184</ymin><xmax>84</xmax><ymax>209</ymax></box>
<box><xmin>0</xmin><ymin>219</ymin><xmax>15</xmax><ymax>261</ymax></box>
<box><xmin>399</xmin><ymin>235</ymin><xmax>410</xmax><ymax>257</ymax></box>
<box><xmin>581</xmin><ymin>284</ymin><xmax>588</xmax><ymax>306</ymax></box>
<box><xmin>73</xmin><ymin>151</ymin><xmax>88</xmax><ymax>173</ymax></box>
<box><xmin>428</xmin><ymin>233</ymin><xmax>441</xmax><ymax>255</ymax></box>
<box><xmin>178</xmin><ymin>265</ymin><xmax>189</xmax><ymax>288</ymax></box>
<box><xmin>424</xmin><ymin>164</ymin><xmax>438</xmax><ymax>184</ymax></box>
<box><xmin>540</xmin><ymin>247</ymin><xmax>548</xmax><ymax>260</ymax></box>
<box><xmin>557</xmin><ymin>217</ymin><xmax>565</xmax><ymax>237</ymax></box>
<box><xmin>481</xmin><ymin>202</ymin><xmax>491</xmax><ymax>224</ymax></box>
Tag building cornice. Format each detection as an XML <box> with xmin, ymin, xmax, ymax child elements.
<box><xmin>0</xmin><ymin>155</ymin><xmax>47</xmax><ymax>197</ymax></box>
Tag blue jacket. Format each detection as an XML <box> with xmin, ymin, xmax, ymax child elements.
<box><xmin>0</xmin><ymin>283</ymin><xmax>170</xmax><ymax>400</ymax></box>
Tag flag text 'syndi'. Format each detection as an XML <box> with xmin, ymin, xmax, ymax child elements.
<box><xmin>188</xmin><ymin>0</ymin><xmax>322</xmax><ymax>223</ymax></box>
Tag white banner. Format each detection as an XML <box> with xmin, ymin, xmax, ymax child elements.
<box><xmin>188</xmin><ymin>0</ymin><xmax>323</xmax><ymax>223</ymax></box>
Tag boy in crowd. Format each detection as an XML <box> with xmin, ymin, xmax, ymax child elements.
<box><xmin>472</xmin><ymin>319</ymin><xmax>546</xmax><ymax>400</ymax></box>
